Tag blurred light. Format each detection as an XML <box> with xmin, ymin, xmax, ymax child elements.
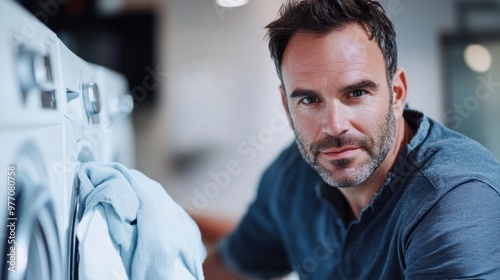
<box><xmin>464</xmin><ymin>44</ymin><xmax>492</xmax><ymax>73</ymax></box>
<box><xmin>95</xmin><ymin>0</ymin><xmax>123</xmax><ymax>15</ymax></box>
<box><xmin>216</xmin><ymin>0</ymin><xmax>249</xmax><ymax>8</ymax></box>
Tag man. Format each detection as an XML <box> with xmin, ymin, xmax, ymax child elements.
<box><xmin>204</xmin><ymin>0</ymin><xmax>500</xmax><ymax>279</ymax></box>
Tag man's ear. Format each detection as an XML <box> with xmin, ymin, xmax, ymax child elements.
<box><xmin>391</xmin><ymin>68</ymin><xmax>408</xmax><ymax>118</ymax></box>
<box><xmin>279</xmin><ymin>85</ymin><xmax>293</xmax><ymax>129</ymax></box>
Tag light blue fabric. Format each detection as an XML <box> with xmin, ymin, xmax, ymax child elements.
<box><xmin>77</xmin><ymin>162</ymin><xmax>206</xmax><ymax>280</ymax></box>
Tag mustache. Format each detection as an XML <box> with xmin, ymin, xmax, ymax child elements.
<box><xmin>311</xmin><ymin>134</ymin><xmax>370</xmax><ymax>153</ymax></box>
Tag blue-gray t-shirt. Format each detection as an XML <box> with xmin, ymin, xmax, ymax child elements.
<box><xmin>217</xmin><ymin>110</ymin><xmax>500</xmax><ymax>279</ymax></box>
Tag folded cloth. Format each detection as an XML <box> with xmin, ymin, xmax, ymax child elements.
<box><xmin>77</xmin><ymin>205</ymin><xmax>128</xmax><ymax>280</ymax></box>
<box><xmin>77</xmin><ymin>162</ymin><xmax>206</xmax><ymax>280</ymax></box>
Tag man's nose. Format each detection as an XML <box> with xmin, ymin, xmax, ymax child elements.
<box><xmin>322</xmin><ymin>100</ymin><xmax>350</xmax><ymax>137</ymax></box>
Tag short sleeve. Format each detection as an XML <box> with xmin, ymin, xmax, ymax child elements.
<box><xmin>216</xmin><ymin>149</ymin><xmax>295</xmax><ymax>279</ymax></box>
<box><xmin>404</xmin><ymin>180</ymin><xmax>500</xmax><ymax>279</ymax></box>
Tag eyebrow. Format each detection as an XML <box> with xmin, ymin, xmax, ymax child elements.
<box><xmin>340</xmin><ymin>80</ymin><xmax>379</xmax><ymax>94</ymax></box>
<box><xmin>289</xmin><ymin>89</ymin><xmax>320</xmax><ymax>99</ymax></box>
<box><xmin>289</xmin><ymin>79</ymin><xmax>380</xmax><ymax>99</ymax></box>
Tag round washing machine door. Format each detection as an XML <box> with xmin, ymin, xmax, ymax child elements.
<box><xmin>1</xmin><ymin>177</ymin><xmax>63</xmax><ymax>280</ymax></box>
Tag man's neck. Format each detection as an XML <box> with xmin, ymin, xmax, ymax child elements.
<box><xmin>338</xmin><ymin>119</ymin><xmax>415</xmax><ymax>220</ymax></box>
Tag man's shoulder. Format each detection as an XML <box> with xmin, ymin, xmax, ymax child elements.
<box><xmin>415</xmin><ymin>118</ymin><xmax>500</xmax><ymax>194</ymax></box>
<box><xmin>397</xmin><ymin>116</ymin><xmax>500</xmax><ymax>220</ymax></box>
<box><xmin>394</xmin><ymin>119</ymin><xmax>500</xmax><ymax>256</ymax></box>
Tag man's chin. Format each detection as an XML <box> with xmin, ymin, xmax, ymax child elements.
<box><xmin>321</xmin><ymin>174</ymin><xmax>365</xmax><ymax>188</ymax></box>
<box><xmin>317</xmin><ymin>157</ymin><xmax>357</xmax><ymax>173</ymax></box>
<box><xmin>316</xmin><ymin>165</ymin><xmax>370</xmax><ymax>188</ymax></box>
<box><xmin>329</xmin><ymin>158</ymin><xmax>354</xmax><ymax>169</ymax></box>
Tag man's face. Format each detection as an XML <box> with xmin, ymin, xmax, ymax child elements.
<box><xmin>280</xmin><ymin>24</ymin><xmax>396</xmax><ymax>188</ymax></box>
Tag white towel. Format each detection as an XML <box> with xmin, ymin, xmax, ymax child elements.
<box><xmin>77</xmin><ymin>205</ymin><xmax>128</xmax><ymax>280</ymax></box>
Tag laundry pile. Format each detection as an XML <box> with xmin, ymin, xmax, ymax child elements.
<box><xmin>76</xmin><ymin>162</ymin><xmax>206</xmax><ymax>280</ymax></box>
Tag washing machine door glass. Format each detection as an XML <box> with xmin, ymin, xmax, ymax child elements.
<box><xmin>25</xmin><ymin>219</ymin><xmax>52</xmax><ymax>279</ymax></box>
<box><xmin>2</xmin><ymin>177</ymin><xmax>62</xmax><ymax>280</ymax></box>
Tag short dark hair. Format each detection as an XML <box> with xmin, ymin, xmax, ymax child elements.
<box><xmin>266</xmin><ymin>0</ymin><xmax>397</xmax><ymax>86</ymax></box>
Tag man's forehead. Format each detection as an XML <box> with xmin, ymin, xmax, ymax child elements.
<box><xmin>283</xmin><ymin>24</ymin><xmax>377</xmax><ymax>65</ymax></box>
<box><xmin>280</xmin><ymin>24</ymin><xmax>385</xmax><ymax>90</ymax></box>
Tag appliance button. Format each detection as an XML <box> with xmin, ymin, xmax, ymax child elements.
<box><xmin>83</xmin><ymin>82</ymin><xmax>101</xmax><ymax>115</ymax></box>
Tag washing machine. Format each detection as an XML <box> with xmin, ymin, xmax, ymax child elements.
<box><xmin>0</xmin><ymin>2</ymin><xmax>65</xmax><ymax>279</ymax></box>
<box><xmin>56</xmin><ymin>41</ymin><xmax>134</xmax><ymax>280</ymax></box>
<box><xmin>93</xmin><ymin>65</ymin><xmax>135</xmax><ymax>168</ymax></box>
<box><xmin>57</xmin><ymin>40</ymin><xmax>105</xmax><ymax>280</ymax></box>
<box><xmin>1</xmin><ymin>1</ymin><xmax>135</xmax><ymax>279</ymax></box>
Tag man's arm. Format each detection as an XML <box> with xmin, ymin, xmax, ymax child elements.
<box><xmin>404</xmin><ymin>180</ymin><xmax>500</xmax><ymax>279</ymax></box>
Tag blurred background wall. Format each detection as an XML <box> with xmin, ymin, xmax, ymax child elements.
<box><xmin>18</xmin><ymin>0</ymin><xmax>500</xmax><ymax>226</ymax></box>
<box><xmin>147</xmin><ymin>0</ymin><xmax>294</xmax><ymax>221</ymax></box>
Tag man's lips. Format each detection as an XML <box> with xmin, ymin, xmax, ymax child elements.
<box><xmin>320</xmin><ymin>147</ymin><xmax>360</xmax><ymax>159</ymax></box>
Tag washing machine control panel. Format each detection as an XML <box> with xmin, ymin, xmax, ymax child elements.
<box><xmin>17</xmin><ymin>46</ymin><xmax>57</xmax><ymax>109</ymax></box>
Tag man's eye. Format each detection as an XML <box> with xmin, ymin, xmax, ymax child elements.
<box><xmin>349</xmin><ymin>90</ymin><xmax>367</xmax><ymax>98</ymax></box>
<box><xmin>300</xmin><ymin>97</ymin><xmax>319</xmax><ymax>104</ymax></box>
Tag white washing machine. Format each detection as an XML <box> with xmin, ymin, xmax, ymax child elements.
<box><xmin>0</xmin><ymin>1</ymin><xmax>135</xmax><ymax>279</ymax></box>
<box><xmin>58</xmin><ymin>40</ymin><xmax>105</xmax><ymax>280</ymax></box>
<box><xmin>0</xmin><ymin>2</ymin><xmax>65</xmax><ymax>279</ymax></box>
<box><xmin>0</xmin><ymin>127</ymin><xmax>65</xmax><ymax>280</ymax></box>
<box><xmin>93</xmin><ymin>65</ymin><xmax>135</xmax><ymax>168</ymax></box>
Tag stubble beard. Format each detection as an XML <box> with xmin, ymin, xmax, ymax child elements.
<box><xmin>293</xmin><ymin>103</ymin><xmax>396</xmax><ymax>188</ymax></box>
